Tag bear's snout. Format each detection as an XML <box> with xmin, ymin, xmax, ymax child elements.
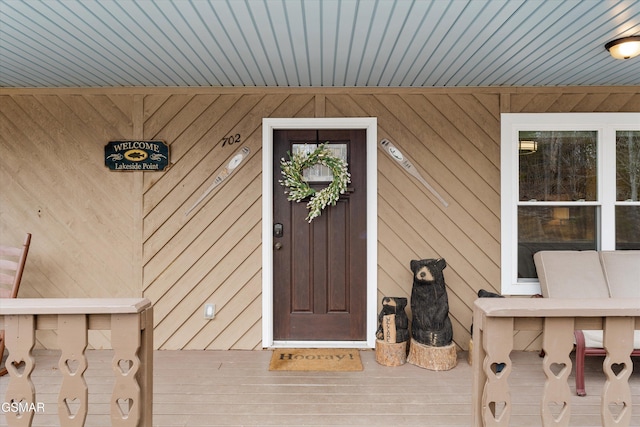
<box><xmin>415</xmin><ymin>266</ymin><xmax>434</xmax><ymax>282</ymax></box>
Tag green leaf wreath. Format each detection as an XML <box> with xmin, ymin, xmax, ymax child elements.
<box><xmin>280</xmin><ymin>143</ymin><xmax>351</xmax><ymax>222</ymax></box>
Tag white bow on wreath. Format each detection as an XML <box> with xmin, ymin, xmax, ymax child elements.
<box><xmin>279</xmin><ymin>143</ymin><xmax>351</xmax><ymax>222</ymax></box>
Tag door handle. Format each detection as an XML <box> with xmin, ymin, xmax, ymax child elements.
<box><xmin>274</xmin><ymin>242</ymin><xmax>282</xmax><ymax>250</ymax></box>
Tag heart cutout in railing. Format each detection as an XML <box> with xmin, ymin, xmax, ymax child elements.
<box><xmin>611</xmin><ymin>363</ymin><xmax>626</xmax><ymax>377</ymax></box>
<box><xmin>9</xmin><ymin>360</ymin><xmax>26</xmax><ymax>377</ymax></box>
<box><xmin>547</xmin><ymin>400</ymin><xmax>568</xmax><ymax>422</ymax></box>
<box><xmin>549</xmin><ymin>362</ymin><xmax>566</xmax><ymax>378</ymax></box>
<box><xmin>9</xmin><ymin>399</ymin><xmax>29</xmax><ymax>415</ymax></box>
<box><xmin>118</xmin><ymin>359</ymin><xmax>132</xmax><ymax>375</ymax></box>
<box><xmin>490</xmin><ymin>362</ymin><xmax>506</xmax><ymax>376</ymax></box>
<box><xmin>488</xmin><ymin>400</ymin><xmax>507</xmax><ymax>420</ymax></box>
<box><xmin>607</xmin><ymin>401</ymin><xmax>627</xmax><ymax>422</ymax></box>
<box><xmin>65</xmin><ymin>359</ymin><xmax>80</xmax><ymax>375</ymax></box>
<box><xmin>115</xmin><ymin>398</ymin><xmax>132</xmax><ymax>418</ymax></box>
<box><xmin>63</xmin><ymin>397</ymin><xmax>81</xmax><ymax>418</ymax></box>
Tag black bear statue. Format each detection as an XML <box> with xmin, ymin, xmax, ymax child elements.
<box><xmin>375</xmin><ymin>297</ymin><xmax>410</xmax><ymax>343</ymax></box>
<box><xmin>410</xmin><ymin>258</ymin><xmax>453</xmax><ymax>347</ymax></box>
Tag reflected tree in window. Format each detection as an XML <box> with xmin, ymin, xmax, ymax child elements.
<box><xmin>617</xmin><ymin>131</ymin><xmax>640</xmax><ymax>202</ymax></box>
<box><xmin>517</xmin><ymin>131</ymin><xmax>598</xmax><ymax>278</ymax></box>
<box><xmin>519</xmin><ymin>131</ymin><xmax>597</xmax><ymax>202</ymax></box>
<box><xmin>616</xmin><ymin>131</ymin><xmax>640</xmax><ymax>249</ymax></box>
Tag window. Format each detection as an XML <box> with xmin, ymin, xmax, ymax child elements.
<box><xmin>501</xmin><ymin>113</ymin><xmax>640</xmax><ymax>295</ymax></box>
<box><xmin>293</xmin><ymin>143</ymin><xmax>348</xmax><ymax>182</ymax></box>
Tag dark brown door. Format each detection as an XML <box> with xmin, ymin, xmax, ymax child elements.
<box><xmin>273</xmin><ymin>129</ymin><xmax>367</xmax><ymax>341</ymax></box>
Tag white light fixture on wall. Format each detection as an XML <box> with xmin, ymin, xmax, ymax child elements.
<box><xmin>605</xmin><ymin>36</ymin><xmax>640</xmax><ymax>59</ymax></box>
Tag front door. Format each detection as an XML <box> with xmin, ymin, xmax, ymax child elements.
<box><xmin>273</xmin><ymin>129</ymin><xmax>367</xmax><ymax>341</ymax></box>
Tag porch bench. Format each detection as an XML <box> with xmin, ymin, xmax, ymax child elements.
<box><xmin>533</xmin><ymin>250</ymin><xmax>640</xmax><ymax>396</ymax></box>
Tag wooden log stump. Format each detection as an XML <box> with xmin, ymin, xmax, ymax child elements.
<box><xmin>407</xmin><ymin>338</ymin><xmax>457</xmax><ymax>371</ymax></box>
<box><xmin>375</xmin><ymin>339</ymin><xmax>407</xmax><ymax>366</ymax></box>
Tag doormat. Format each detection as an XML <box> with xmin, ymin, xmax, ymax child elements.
<box><xmin>269</xmin><ymin>348</ymin><xmax>363</xmax><ymax>371</ymax></box>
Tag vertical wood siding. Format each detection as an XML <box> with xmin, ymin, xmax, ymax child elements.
<box><xmin>1</xmin><ymin>88</ymin><xmax>638</xmax><ymax>351</ymax></box>
<box><xmin>0</xmin><ymin>94</ymin><xmax>138</xmax><ymax>349</ymax></box>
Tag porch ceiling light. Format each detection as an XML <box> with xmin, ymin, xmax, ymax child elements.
<box><xmin>605</xmin><ymin>36</ymin><xmax>640</xmax><ymax>59</ymax></box>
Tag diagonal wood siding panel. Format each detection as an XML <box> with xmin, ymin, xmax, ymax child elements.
<box><xmin>324</xmin><ymin>92</ymin><xmax>501</xmax><ymax>350</ymax></box>
<box><xmin>142</xmin><ymin>92</ymin><xmax>314</xmax><ymax>350</ymax></box>
<box><xmin>2</xmin><ymin>87</ymin><xmax>638</xmax><ymax>352</ymax></box>
<box><xmin>510</xmin><ymin>90</ymin><xmax>640</xmax><ymax>113</ymax></box>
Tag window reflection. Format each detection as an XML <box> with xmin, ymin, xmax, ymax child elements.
<box><xmin>615</xmin><ymin>132</ymin><xmax>640</xmax><ymax>250</ymax></box>
<box><xmin>519</xmin><ymin>131</ymin><xmax>597</xmax><ymax>202</ymax></box>
<box><xmin>616</xmin><ymin>206</ymin><xmax>640</xmax><ymax>250</ymax></box>
<box><xmin>616</xmin><ymin>131</ymin><xmax>640</xmax><ymax>201</ymax></box>
<box><xmin>518</xmin><ymin>206</ymin><xmax>597</xmax><ymax>278</ymax></box>
<box><xmin>517</xmin><ymin>131</ymin><xmax>599</xmax><ymax>278</ymax></box>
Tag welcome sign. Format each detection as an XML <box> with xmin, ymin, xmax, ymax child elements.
<box><xmin>105</xmin><ymin>140</ymin><xmax>169</xmax><ymax>171</ymax></box>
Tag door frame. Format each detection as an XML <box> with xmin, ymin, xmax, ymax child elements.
<box><xmin>262</xmin><ymin>118</ymin><xmax>377</xmax><ymax>349</ymax></box>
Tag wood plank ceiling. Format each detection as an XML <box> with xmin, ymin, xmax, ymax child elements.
<box><xmin>1</xmin><ymin>0</ymin><xmax>639</xmax><ymax>88</ymax></box>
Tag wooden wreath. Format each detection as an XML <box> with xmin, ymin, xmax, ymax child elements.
<box><xmin>280</xmin><ymin>143</ymin><xmax>351</xmax><ymax>222</ymax></box>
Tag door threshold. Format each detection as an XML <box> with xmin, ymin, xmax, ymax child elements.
<box><xmin>270</xmin><ymin>340</ymin><xmax>371</xmax><ymax>349</ymax></box>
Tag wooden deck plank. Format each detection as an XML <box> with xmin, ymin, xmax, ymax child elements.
<box><xmin>1</xmin><ymin>349</ymin><xmax>638</xmax><ymax>426</ymax></box>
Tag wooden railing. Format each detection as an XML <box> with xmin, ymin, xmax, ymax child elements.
<box><xmin>1</xmin><ymin>298</ymin><xmax>153</xmax><ymax>427</ymax></box>
<box><xmin>472</xmin><ymin>298</ymin><xmax>640</xmax><ymax>427</ymax></box>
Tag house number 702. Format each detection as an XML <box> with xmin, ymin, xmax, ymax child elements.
<box><xmin>222</xmin><ymin>134</ymin><xmax>241</xmax><ymax>147</ymax></box>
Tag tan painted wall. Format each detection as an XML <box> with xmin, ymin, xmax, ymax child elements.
<box><xmin>1</xmin><ymin>87</ymin><xmax>639</xmax><ymax>350</ymax></box>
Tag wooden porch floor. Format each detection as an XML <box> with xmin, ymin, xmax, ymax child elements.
<box><xmin>1</xmin><ymin>349</ymin><xmax>639</xmax><ymax>426</ymax></box>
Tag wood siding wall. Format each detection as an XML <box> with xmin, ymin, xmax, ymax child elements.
<box><xmin>1</xmin><ymin>87</ymin><xmax>639</xmax><ymax>351</ymax></box>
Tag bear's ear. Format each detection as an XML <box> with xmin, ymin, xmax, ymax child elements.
<box><xmin>436</xmin><ymin>258</ymin><xmax>447</xmax><ymax>270</ymax></box>
<box><xmin>410</xmin><ymin>260</ymin><xmax>419</xmax><ymax>272</ymax></box>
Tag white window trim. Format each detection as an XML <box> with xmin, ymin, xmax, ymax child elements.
<box><xmin>501</xmin><ymin>113</ymin><xmax>640</xmax><ymax>295</ymax></box>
